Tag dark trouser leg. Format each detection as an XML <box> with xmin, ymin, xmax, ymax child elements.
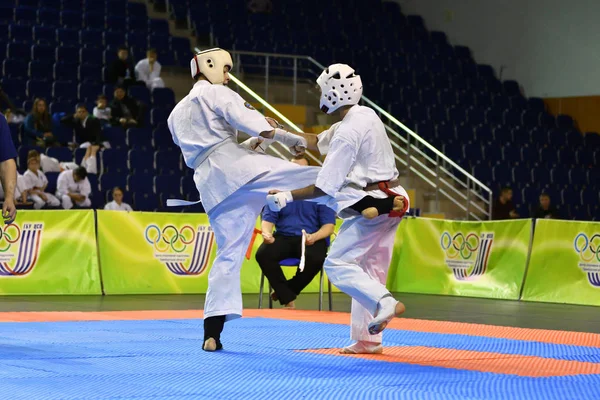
<box><xmin>256</xmin><ymin>236</ymin><xmax>301</xmax><ymax>305</ymax></box>
<box><xmin>287</xmin><ymin>239</ymin><xmax>328</xmax><ymax>296</ymax></box>
<box><xmin>203</xmin><ymin>315</ymin><xmax>226</xmax><ymax>350</ymax></box>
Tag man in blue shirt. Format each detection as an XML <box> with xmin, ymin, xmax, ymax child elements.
<box><xmin>256</xmin><ymin>157</ymin><xmax>336</xmax><ymax>308</ymax></box>
<box><xmin>0</xmin><ymin>113</ymin><xmax>18</xmax><ymax>223</ymax></box>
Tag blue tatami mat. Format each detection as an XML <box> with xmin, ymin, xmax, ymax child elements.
<box><xmin>1</xmin><ymin>317</ymin><xmax>599</xmax><ymax>400</ymax></box>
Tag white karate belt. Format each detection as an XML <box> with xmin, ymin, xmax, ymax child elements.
<box><xmin>299</xmin><ymin>229</ymin><xmax>306</xmax><ymax>272</ymax></box>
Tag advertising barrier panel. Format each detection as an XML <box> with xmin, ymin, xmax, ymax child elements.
<box><xmin>521</xmin><ymin>219</ymin><xmax>600</xmax><ymax>306</ymax></box>
<box><xmin>387</xmin><ymin>218</ymin><xmax>532</xmax><ymax>300</ymax></box>
<box><xmin>0</xmin><ymin>210</ymin><xmax>101</xmax><ymax>295</ymax></box>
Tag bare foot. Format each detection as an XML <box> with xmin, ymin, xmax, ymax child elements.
<box><xmin>361</xmin><ymin>196</ymin><xmax>405</xmax><ymax>219</ymax></box>
<box><xmin>283</xmin><ymin>300</ymin><xmax>295</xmax><ymax>309</ymax></box>
<box><xmin>203</xmin><ymin>338</ymin><xmax>217</xmax><ymax>351</ymax></box>
<box><xmin>340</xmin><ymin>341</ymin><xmax>383</xmax><ymax>354</ymax></box>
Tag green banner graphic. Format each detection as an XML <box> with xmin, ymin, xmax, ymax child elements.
<box><xmin>521</xmin><ymin>219</ymin><xmax>600</xmax><ymax>306</ymax></box>
<box><xmin>97</xmin><ymin>211</ymin><xmax>339</xmax><ymax>295</ymax></box>
<box><xmin>387</xmin><ymin>218</ymin><xmax>532</xmax><ymax>299</ymax></box>
<box><xmin>0</xmin><ymin>210</ymin><xmax>100</xmax><ymax>295</ymax></box>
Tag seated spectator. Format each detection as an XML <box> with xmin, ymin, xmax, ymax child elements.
<box><xmin>93</xmin><ymin>95</ymin><xmax>112</xmax><ymax>127</ymax></box>
<box><xmin>533</xmin><ymin>193</ymin><xmax>560</xmax><ymax>219</ymax></box>
<box><xmin>23</xmin><ymin>155</ymin><xmax>60</xmax><ymax>209</ymax></box>
<box><xmin>255</xmin><ymin>157</ymin><xmax>336</xmax><ymax>309</ymax></box>
<box><xmin>104</xmin><ymin>186</ymin><xmax>133</xmax><ymax>211</ymax></box>
<box><xmin>492</xmin><ymin>187</ymin><xmax>519</xmax><ymax>220</ymax></box>
<box><xmin>1</xmin><ymin>174</ymin><xmax>34</xmax><ymax>209</ymax></box>
<box><xmin>111</xmin><ymin>86</ymin><xmax>140</xmax><ymax>128</ymax></box>
<box><xmin>24</xmin><ymin>98</ymin><xmax>56</xmax><ymax>147</ymax></box>
<box><xmin>61</xmin><ymin>104</ymin><xmax>109</xmax><ymax>149</ymax></box>
<box><xmin>135</xmin><ymin>48</ymin><xmax>165</xmax><ymax>91</ymax></box>
<box><xmin>56</xmin><ymin>167</ymin><xmax>92</xmax><ymax>209</ymax></box>
<box><xmin>107</xmin><ymin>46</ymin><xmax>137</xmax><ymax>87</ymax></box>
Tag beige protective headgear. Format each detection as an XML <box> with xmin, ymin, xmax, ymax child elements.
<box><xmin>190</xmin><ymin>48</ymin><xmax>233</xmax><ymax>84</ymax></box>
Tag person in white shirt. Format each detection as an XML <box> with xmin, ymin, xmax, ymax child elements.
<box><xmin>23</xmin><ymin>155</ymin><xmax>60</xmax><ymax>209</ymax></box>
<box><xmin>167</xmin><ymin>48</ymin><xmax>321</xmax><ymax>352</ymax></box>
<box><xmin>34</xmin><ymin>146</ymin><xmax>99</xmax><ymax>175</ymax></box>
<box><xmin>56</xmin><ymin>167</ymin><xmax>92</xmax><ymax>209</ymax></box>
<box><xmin>135</xmin><ymin>48</ymin><xmax>165</xmax><ymax>91</ymax></box>
<box><xmin>104</xmin><ymin>186</ymin><xmax>133</xmax><ymax>211</ymax></box>
<box><xmin>93</xmin><ymin>95</ymin><xmax>112</xmax><ymax>127</ymax></box>
<box><xmin>267</xmin><ymin>64</ymin><xmax>409</xmax><ymax>355</ymax></box>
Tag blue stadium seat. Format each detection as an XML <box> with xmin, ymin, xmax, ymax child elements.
<box><xmin>557</xmin><ymin>148</ymin><xmax>576</xmax><ymax>166</ymax></box>
<box><xmin>78</xmin><ymin>82</ymin><xmax>103</xmax><ymax>102</ymax></box>
<box><xmin>0</xmin><ymin>7</ymin><xmax>14</xmax><ymax>23</ymax></box>
<box><xmin>447</xmin><ymin>107</ymin><xmax>466</xmax><ymax>125</ymax></box>
<box><xmin>3</xmin><ymin>59</ymin><xmax>28</xmax><ymax>79</ymax></box>
<box><xmin>128</xmin><ymin>173</ymin><xmax>154</xmax><ymax>196</ymax></box>
<box><xmin>52</xmin><ymin>81</ymin><xmax>78</xmax><ymax>101</ymax></box>
<box><xmin>566</xmin><ymin>130</ymin><xmax>584</xmax><ymax>147</ymax></box>
<box><xmin>101</xmin><ymin>148</ymin><xmax>128</xmax><ymax>174</ymax></box>
<box><xmin>56</xmin><ymin>28</ymin><xmax>79</xmax><ymax>45</ymax></box>
<box><xmin>49</xmin><ymin>101</ymin><xmax>71</xmax><ymax>114</ymax></box>
<box><xmin>126</xmin><ymin>32</ymin><xmax>147</xmax><ymax>48</ymax></box>
<box><xmin>539</xmin><ymin>147</ymin><xmax>558</xmax><ymax>166</ymax></box>
<box><xmin>521</xmin><ymin>110</ymin><xmax>541</xmax><ymax>128</ymax></box>
<box><xmin>45</xmin><ymin>172</ymin><xmax>59</xmax><ymax>195</ymax></box>
<box><xmin>7</xmin><ymin>42</ymin><xmax>31</xmax><ymax>62</ymax></box>
<box><xmin>133</xmin><ymin>192</ymin><xmax>158</xmax><ymax>211</ymax></box>
<box><xmin>569</xmin><ymin>168</ymin><xmax>588</xmax><ymax>186</ymax></box>
<box><xmin>80</xmin><ymin>47</ymin><xmax>104</xmax><ymax>66</ymax></box>
<box><xmin>46</xmin><ymin>147</ymin><xmax>73</xmax><ymax>162</ymax></box>
<box><xmin>61</xmin><ymin>11</ymin><xmax>82</xmax><ymax>29</ymax></box>
<box><xmin>576</xmin><ymin>149</ymin><xmax>595</xmax><ymax>167</ymax></box>
<box><xmin>503</xmin><ymin>109</ymin><xmax>521</xmax><ymax>127</ymax></box>
<box><xmin>107</xmin><ymin>0</ymin><xmax>127</xmax><ymax>16</ymax></box>
<box><xmin>587</xmin><ymin>168</ymin><xmax>599</xmax><ymax>186</ymax></box>
<box><xmin>503</xmin><ymin>80</ymin><xmax>520</xmax><ymax>96</ymax></box>
<box><xmin>100</xmin><ymin>173</ymin><xmax>127</xmax><ymax>193</ymax></box>
<box><xmin>512</xmin><ymin>165</ymin><xmax>529</xmax><ymax>182</ymax></box>
<box><xmin>551</xmin><ymin>168</ymin><xmax>569</xmax><ymax>186</ymax></box>
<box><xmin>152</xmin><ymin>88</ymin><xmax>176</xmax><ymax>109</ymax></box>
<box><xmin>128</xmin><ymin>86</ymin><xmax>151</xmax><ymax>105</ymax></box>
<box><xmin>28</xmin><ymin>61</ymin><xmax>53</xmax><ymax>81</ymax></box>
<box><xmin>527</xmin><ymin>97</ymin><xmax>546</xmax><ymax>112</ymax></box>
<box><xmin>27</xmin><ymin>80</ymin><xmax>52</xmax><ymax>100</ymax></box>
<box><xmin>84</xmin><ymin>13</ymin><xmax>105</xmax><ymax>30</ymax></box>
<box><xmin>149</xmin><ymin>19</ymin><xmax>170</xmax><ymax>35</ymax></box>
<box><xmin>464</xmin><ymin>143</ymin><xmax>483</xmax><ymax>160</ymax></box>
<box><xmin>38</xmin><ymin>9</ymin><xmax>60</xmax><ymax>28</ymax></box>
<box><xmin>150</xmin><ymin>108</ymin><xmax>169</xmax><ymax>126</ymax></box>
<box><xmin>560</xmin><ymin>188</ymin><xmax>579</xmax><ymax>206</ymax></box>
<box><xmin>103</xmin><ymin>126</ymin><xmax>127</xmax><ymax>150</ymax></box>
<box><xmin>104</xmin><ymin>31</ymin><xmax>125</xmax><ymax>47</ymax></box>
<box><xmin>519</xmin><ymin>144</ymin><xmax>536</xmax><ymax>163</ymax></box>
<box><xmin>556</xmin><ymin>114</ymin><xmax>573</xmax><ymax>130</ymax></box>
<box><xmin>154</xmin><ymin>150</ymin><xmax>180</xmax><ymax>173</ymax></box>
<box><xmin>9</xmin><ymin>25</ymin><xmax>33</xmax><ymax>43</ymax></box>
<box><xmin>31</xmin><ymin>44</ymin><xmax>55</xmax><ymax>62</ymax></box>
<box><xmin>584</xmin><ymin>132</ymin><xmax>600</xmax><ymax>148</ymax></box>
<box><xmin>581</xmin><ymin>187</ymin><xmax>599</xmax><ymax>206</ymax></box>
<box><xmin>532</xmin><ymin>168</ymin><xmax>551</xmax><ymax>186</ymax></box>
<box><xmin>483</xmin><ymin>143</ymin><xmax>502</xmax><ymax>162</ymax></box>
<box><xmin>570</xmin><ymin>205</ymin><xmax>590</xmax><ymax>221</ymax></box>
<box><xmin>154</xmin><ymin>174</ymin><xmax>181</xmax><ymax>195</ymax></box>
<box><xmin>492</xmin><ymin>165</ymin><xmax>512</xmax><ymax>185</ymax></box>
<box><xmin>53</xmin><ymin>61</ymin><xmax>78</xmax><ymax>81</ymax></box>
<box><xmin>128</xmin><ymin>149</ymin><xmax>154</xmax><ymax>173</ymax></box>
<box><xmin>15</xmin><ymin>7</ymin><xmax>37</xmax><ymax>25</ymax></box>
<box><xmin>471</xmin><ymin>165</ymin><xmax>492</xmax><ymax>186</ymax></box>
<box><xmin>126</xmin><ymin>128</ymin><xmax>153</xmax><ymax>149</ymax></box>
<box><xmin>78</xmin><ymin>64</ymin><xmax>102</xmax><ymax>82</ymax></box>
<box><xmin>521</xmin><ymin>186</ymin><xmax>539</xmax><ymax>207</ymax></box>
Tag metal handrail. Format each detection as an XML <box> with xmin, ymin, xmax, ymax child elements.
<box><xmin>200</xmin><ymin>47</ymin><xmax>493</xmax><ymax>219</ymax></box>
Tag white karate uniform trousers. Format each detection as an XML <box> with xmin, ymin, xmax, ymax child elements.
<box><xmin>204</xmin><ymin>162</ymin><xmax>321</xmax><ymax>322</ymax></box>
<box><xmin>30</xmin><ymin>193</ymin><xmax>60</xmax><ymax>209</ymax></box>
<box><xmin>61</xmin><ymin>195</ymin><xmax>92</xmax><ymax>209</ymax></box>
<box><xmin>324</xmin><ymin>214</ymin><xmax>401</xmax><ymax>342</ymax></box>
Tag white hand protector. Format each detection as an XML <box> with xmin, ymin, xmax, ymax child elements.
<box><xmin>240</xmin><ymin>137</ymin><xmax>272</xmax><ymax>153</ymax></box>
<box><xmin>266</xmin><ymin>191</ymin><xmax>293</xmax><ymax>212</ymax></box>
<box><xmin>272</xmin><ymin>128</ymin><xmax>307</xmax><ymax>155</ymax></box>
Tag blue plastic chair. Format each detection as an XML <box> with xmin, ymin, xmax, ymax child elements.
<box><xmin>258</xmin><ymin>236</ymin><xmax>333</xmax><ymax>311</ymax></box>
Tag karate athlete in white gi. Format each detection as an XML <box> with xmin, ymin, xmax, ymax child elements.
<box><xmin>267</xmin><ymin>64</ymin><xmax>409</xmax><ymax>354</ymax></box>
<box><xmin>166</xmin><ymin>48</ymin><xmax>322</xmax><ymax>352</ymax></box>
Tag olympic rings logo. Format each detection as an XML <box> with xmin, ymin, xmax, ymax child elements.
<box><xmin>145</xmin><ymin>225</ymin><xmax>196</xmax><ymax>253</ymax></box>
<box><xmin>574</xmin><ymin>233</ymin><xmax>600</xmax><ymax>263</ymax></box>
<box><xmin>440</xmin><ymin>231</ymin><xmax>480</xmax><ymax>260</ymax></box>
<box><xmin>0</xmin><ymin>224</ymin><xmax>21</xmax><ymax>253</ymax></box>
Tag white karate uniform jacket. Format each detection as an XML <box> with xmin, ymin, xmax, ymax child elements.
<box><xmin>56</xmin><ymin>170</ymin><xmax>91</xmax><ymax>199</ymax></box>
<box><xmin>135</xmin><ymin>58</ymin><xmax>165</xmax><ymax>90</ymax></box>
<box><xmin>167</xmin><ymin>80</ymin><xmax>275</xmax><ymax>213</ymax></box>
<box><xmin>104</xmin><ymin>200</ymin><xmax>133</xmax><ymax>211</ymax></box>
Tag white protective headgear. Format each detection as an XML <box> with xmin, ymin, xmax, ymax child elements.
<box><xmin>316</xmin><ymin>64</ymin><xmax>363</xmax><ymax>114</ymax></box>
<box><xmin>190</xmin><ymin>48</ymin><xmax>233</xmax><ymax>84</ymax></box>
